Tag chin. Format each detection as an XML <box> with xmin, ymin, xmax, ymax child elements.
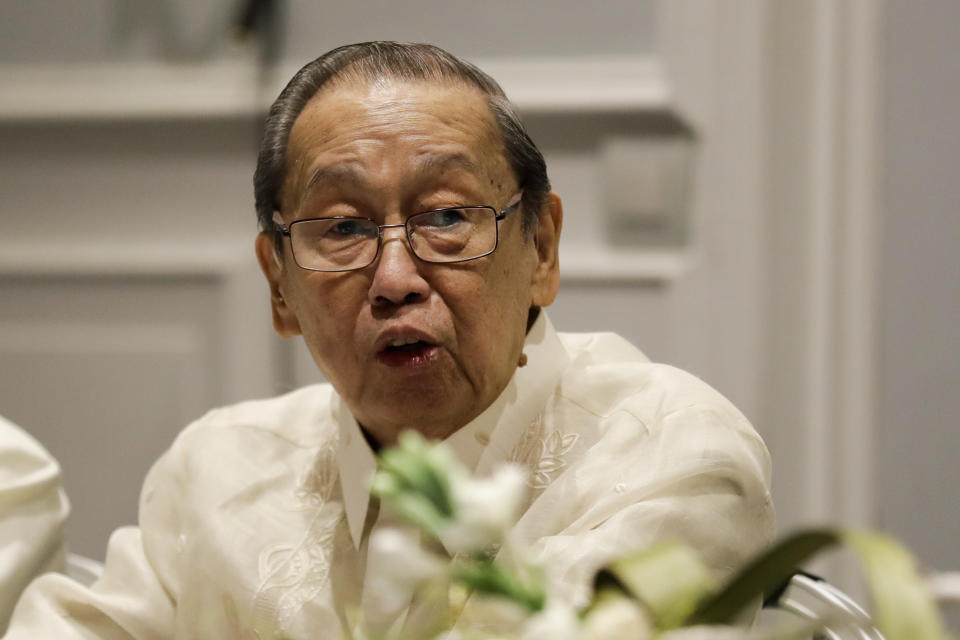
<box><xmin>365</xmin><ymin>401</ymin><xmax>473</xmax><ymax>443</ymax></box>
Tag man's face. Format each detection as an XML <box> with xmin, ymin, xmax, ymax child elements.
<box><xmin>256</xmin><ymin>78</ymin><xmax>561</xmax><ymax>445</ymax></box>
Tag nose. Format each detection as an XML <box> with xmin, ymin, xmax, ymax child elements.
<box><xmin>367</xmin><ymin>226</ymin><xmax>430</xmax><ymax>308</ymax></box>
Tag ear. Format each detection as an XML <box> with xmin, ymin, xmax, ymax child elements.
<box><xmin>255</xmin><ymin>231</ymin><xmax>302</xmax><ymax>337</ymax></box>
<box><xmin>529</xmin><ymin>191</ymin><xmax>563</xmax><ymax>308</ymax></box>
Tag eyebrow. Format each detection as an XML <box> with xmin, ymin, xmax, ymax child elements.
<box><xmin>414</xmin><ymin>151</ymin><xmax>485</xmax><ymax>178</ymax></box>
<box><xmin>303</xmin><ymin>163</ymin><xmax>366</xmax><ymax>195</ymax></box>
<box><xmin>301</xmin><ymin>151</ymin><xmax>486</xmax><ymax>197</ymax></box>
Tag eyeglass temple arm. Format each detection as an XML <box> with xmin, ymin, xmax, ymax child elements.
<box><xmin>496</xmin><ymin>191</ymin><xmax>524</xmax><ymax>221</ymax></box>
<box><xmin>271</xmin><ymin>211</ymin><xmax>291</xmax><ymax>234</ymax></box>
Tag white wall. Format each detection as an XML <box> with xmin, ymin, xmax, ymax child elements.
<box><xmin>0</xmin><ymin>0</ymin><xmax>655</xmax><ymax>63</ymax></box>
<box><xmin>877</xmin><ymin>0</ymin><xmax>960</xmax><ymax>575</ymax></box>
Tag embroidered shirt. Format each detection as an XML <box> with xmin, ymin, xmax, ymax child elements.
<box><xmin>4</xmin><ymin>313</ymin><xmax>774</xmax><ymax>639</ymax></box>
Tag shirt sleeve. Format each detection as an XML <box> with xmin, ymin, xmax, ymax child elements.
<box><xmin>2</xmin><ymin>431</ymin><xmax>185</xmax><ymax>639</ymax></box>
<box><xmin>513</xmin><ymin>375</ymin><xmax>776</xmax><ymax>609</ymax></box>
<box><xmin>0</xmin><ymin>416</ymin><xmax>69</xmax><ymax>632</ymax></box>
<box><xmin>3</xmin><ymin>527</ymin><xmax>175</xmax><ymax>639</ymax></box>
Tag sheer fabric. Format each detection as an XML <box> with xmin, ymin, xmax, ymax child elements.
<box><xmin>4</xmin><ymin>313</ymin><xmax>774</xmax><ymax>639</ymax></box>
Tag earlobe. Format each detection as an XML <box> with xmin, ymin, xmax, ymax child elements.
<box><xmin>255</xmin><ymin>231</ymin><xmax>302</xmax><ymax>337</ymax></box>
<box><xmin>530</xmin><ymin>191</ymin><xmax>563</xmax><ymax>308</ymax></box>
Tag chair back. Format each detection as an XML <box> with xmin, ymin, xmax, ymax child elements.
<box><xmin>761</xmin><ymin>572</ymin><xmax>885</xmax><ymax>640</ymax></box>
<box><xmin>65</xmin><ymin>552</ymin><xmax>105</xmax><ymax>587</ymax></box>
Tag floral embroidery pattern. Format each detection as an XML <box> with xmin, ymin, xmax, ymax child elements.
<box><xmin>252</xmin><ymin>442</ymin><xmax>342</xmax><ymax>635</ymax></box>
<box><xmin>253</xmin><ymin>509</ymin><xmax>341</xmax><ymax>633</ymax></box>
<box><xmin>509</xmin><ymin>415</ymin><xmax>579</xmax><ymax>490</ymax></box>
<box><xmin>292</xmin><ymin>444</ymin><xmax>338</xmax><ymax>509</ymax></box>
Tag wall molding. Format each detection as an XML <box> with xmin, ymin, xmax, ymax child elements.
<box><xmin>0</xmin><ymin>238</ymin><xmax>693</xmax><ymax>284</ymax></box>
<box><xmin>0</xmin><ymin>55</ymin><xmax>673</xmax><ymax>122</ymax></box>
<box><xmin>0</xmin><ymin>238</ymin><xmax>253</xmax><ymax>277</ymax></box>
<box><xmin>0</xmin><ymin>237</ymin><xmax>277</xmax><ymax>406</ymax></box>
<box><xmin>800</xmin><ymin>0</ymin><xmax>880</xmax><ymax>531</ymax></box>
<box><xmin>559</xmin><ymin>248</ymin><xmax>691</xmax><ymax>283</ymax></box>
<box><xmin>762</xmin><ymin>0</ymin><xmax>881</xmax><ymax>536</ymax></box>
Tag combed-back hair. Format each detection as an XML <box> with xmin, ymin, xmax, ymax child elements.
<box><xmin>254</xmin><ymin>41</ymin><xmax>550</xmax><ymax>239</ymax></box>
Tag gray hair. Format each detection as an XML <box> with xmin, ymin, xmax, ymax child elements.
<box><xmin>254</xmin><ymin>41</ymin><xmax>550</xmax><ymax>240</ymax></box>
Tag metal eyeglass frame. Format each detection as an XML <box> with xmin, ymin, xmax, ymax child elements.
<box><xmin>271</xmin><ymin>191</ymin><xmax>523</xmax><ymax>272</ymax></box>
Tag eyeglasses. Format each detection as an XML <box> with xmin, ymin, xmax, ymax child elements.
<box><xmin>272</xmin><ymin>192</ymin><xmax>523</xmax><ymax>272</ymax></box>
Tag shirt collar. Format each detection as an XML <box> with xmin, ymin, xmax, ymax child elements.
<box><xmin>335</xmin><ymin>311</ymin><xmax>569</xmax><ymax>548</ymax></box>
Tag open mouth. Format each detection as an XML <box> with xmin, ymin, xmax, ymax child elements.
<box><xmin>377</xmin><ymin>338</ymin><xmax>440</xmax><ymax>367</ymax></box>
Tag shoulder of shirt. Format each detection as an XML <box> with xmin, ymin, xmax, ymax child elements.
<box><xmin>555</xmin><ymin>330</ymin><xmax>755</xmax><ymax>435</ymax></box>
<box><xmin>0</xmin><ymin>414</ymin><xmax>63</xmax><ymax>481</ymax></box>
<box><xmin>169</xmin><ymin>383</ymin><xmax>338</xmax><ymax>452</ymax></box>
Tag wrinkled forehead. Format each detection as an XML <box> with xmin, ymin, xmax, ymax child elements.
<box><xmin>280</xmin><ymin>76</ymin><xmax>513</xmax><ymax>203</ymax></box>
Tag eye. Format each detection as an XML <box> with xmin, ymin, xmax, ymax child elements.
<box><xmin>326</xmin><ymin>219</ymin><xmax>376</xmax><ymax>238</ymax></box>
<box><xmin>418</xmin><ymin>208</ymin><xmax>468</xmax><ymax>228</ymax></box>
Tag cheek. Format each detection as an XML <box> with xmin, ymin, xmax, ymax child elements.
<box><xmin>291</xmin><ymin>277</ymin><xmax>363</xmax><ymax>348</ymax></box>
<box><xmin>491</xmin><ymin>245</ymin><xmax>537</xmax><ymax>311</ymax></box>
<box><xmin>466</xmin><ymin>259</ymin><xmax>534</xmax><ymax>343</ymax></box>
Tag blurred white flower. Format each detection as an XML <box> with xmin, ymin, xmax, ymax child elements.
<box><xmin>520</xmin><ymin>602</ymin><xmax>580</xmax><ymax>640</ymax></box>
<box><xmin>455</xmin><ymin>594</ymin><xmax>532</xmax><ymax>635</ymax></box>
<box><xmin>440</xmin><ymin>464</ymin><xmax>529</xmax><ymax>554</ymax></box>
<box><xmin>366</xmin><ymin>527</ymin><xmax>447</xmax><ymax>614</ymax></box>
<box><xmin>371</xmin><ymin>528</ymin><xmax>447</xmax><ymax>583</ymax></box>
<box><xmin>658</xmin><ymin>625</ymin><xmax>783</xmax><ymax>640</ymax></box>
<box><xmin>580</xmin><ymin>595</ymin><xmax>652</xmax><ymax>640</ymax></box>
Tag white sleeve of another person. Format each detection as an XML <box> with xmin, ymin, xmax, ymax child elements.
<box><xmin>0</xmin><ymin>414</ymin><xmax>70</xmax><ymax>632</ymax></box>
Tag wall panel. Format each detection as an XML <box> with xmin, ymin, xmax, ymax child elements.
<box><xmin>0</xmin><ymin>268</ymin><xmax>275</xmax><ymax>557</ymax></box>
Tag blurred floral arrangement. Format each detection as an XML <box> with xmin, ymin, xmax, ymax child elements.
<box><xmin>323</xmin><ymin>432</ymin><xmax>957</xmax><ymax>640</ymax></box>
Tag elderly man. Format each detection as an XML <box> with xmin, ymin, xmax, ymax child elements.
<box><xmin>4</xmin><ymin>42</ymin><xmax>773</xmax><ymax>638</ymax></box>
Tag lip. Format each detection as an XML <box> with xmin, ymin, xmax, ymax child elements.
<box><xmin>373</xmin><ymin>326</ymin><xmax>441</xmax><ymax>355</ymax></box>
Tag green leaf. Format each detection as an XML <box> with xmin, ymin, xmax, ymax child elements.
<box><xmin>592</xmin><ymin>540</ymin><xmax>717</xmax><ymax>630</ymax></box>
<box><xmin>687</xmin><ymin>529</ymin><xmax>841</xmax><ymax>626</ymax></box>
<box><xmin>378</xmin><ymin>436</ymin><xmax>455</xmax><ymax>518</ymax></box>
<box><xmin>382</xmin><ymin>492</ymin><xmax>450</xmax><ymax>539</ymax></box>
<box><xmin>451</xmin><ymin>558</ymin><xmax>547</xmax><ymax>612</ymax></box>
<box><xmin>843</xmin><ymin>530</ymin><xmax>945</xmax><ymax>640</ymax></box>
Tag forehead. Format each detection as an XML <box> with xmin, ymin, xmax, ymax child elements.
<box><xmin>282</xmin><ymin>78</ymin><xmax>511</xmax><ymax>200</ymax></box>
